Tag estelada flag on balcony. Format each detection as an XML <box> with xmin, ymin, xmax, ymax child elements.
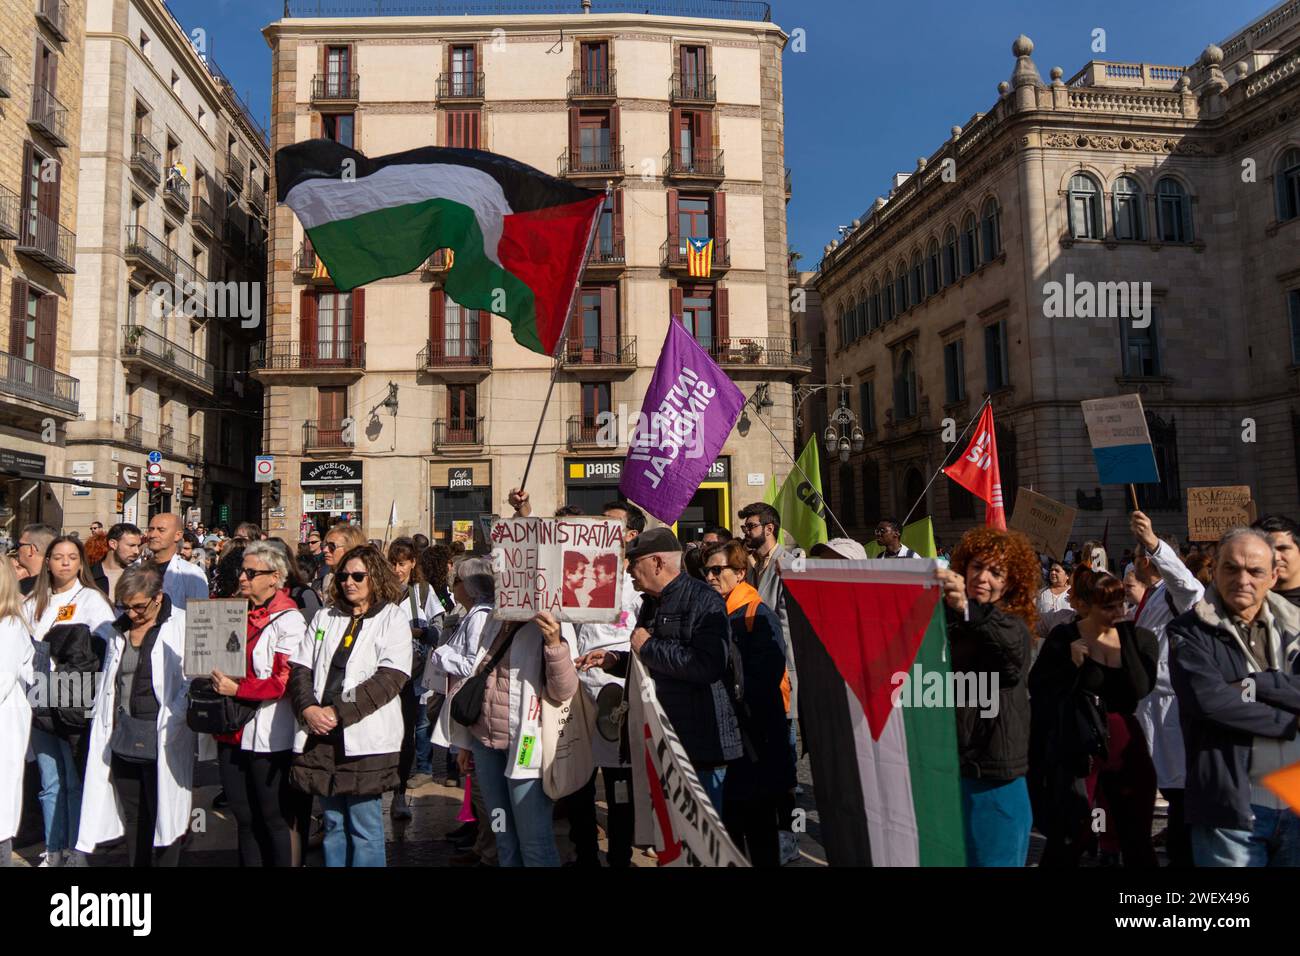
<box><xmin>942</xmin><ymin>403</ymin><xmax>1006</xmax><ymax>529</ymax></box>
<box><xmin>780</xmin><ymin>557</ymin><xmax>966</xmax><ymax>866</ymax></box>
<box><xmin>276</xmin><ymin>139</ymin><xmax>604</xmax><ymax>356</ymax></box>
<box><xmin>686</xmin><ymin>237</ymin><xmax>714</xmax><ymax>278</ymax></box>
<box><xmin>619</xmin><ymin>317</ymin><xmax>745</xmax><ymax>525</ymax></box>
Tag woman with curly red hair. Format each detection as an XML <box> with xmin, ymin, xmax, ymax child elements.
<box><xmin>938</xmin><ymin>526</ymin><xmax>1038</xmax><ymax>866</ymax></box>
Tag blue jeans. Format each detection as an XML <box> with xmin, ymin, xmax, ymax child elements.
<box><xmin>697</xmin><ymin>766</ymin><xmax>728</xmax><ymax>817</ymax></box>
<box><xmin>1191</xmin><ymin>805</ymin><xmax>1300</xmax><ymax>867</ymax></box>
<box><xmin>413</xmin><ymin>700</ymin><xmax>433</xmax><ymax>776</ymax></box>
<box><xmin>31</xmin><ymin>728</ymin><xmax>82</xmax><ymax>853</ymax></box>
<box><xmin>960</xmin><ymin>776</ymin><xmax>1031</xmax><ymax>867</ymax></box>
<box><xmin>319</xmin><ymin>794</ymin><xmax>386</xmax><ymax>867</ymax></box>
<box><xmin>469</xmin><ymin>740</ymin><xmax>560</xmax><ymax>867</ymax></box>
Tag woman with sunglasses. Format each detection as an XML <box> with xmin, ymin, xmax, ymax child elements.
<box><xmin>1029</xmin><ymin>566</ymin><xmax>1159</xmax><ymax>867</ymax></box>
<box><xmin>287</xmin><ymin>546</ymin><xmax>411</xmax><ymax>866</ymax></box>
<box><xmin>24</xmin><ymin>535</ymin><xmax>115</xmax><ymax>867</ymax></box>
<box><xmin>207</xmin><ymin>542</ymin><xmax>310</xmax><ymax>866</ymax></box>
<box><xmin>701</xmin><ymin>540</ymin><xmax>796</xmax><ymax>867</ymax></box>
<box><xmin>318</xmin><ymin>525</ymin><xmax>368</xmax><ymax>606</ymax></box>
<box><xmin>78</xmin><ymin>565</ymin><xmax>196</xmax><ymax>866</ymax></box>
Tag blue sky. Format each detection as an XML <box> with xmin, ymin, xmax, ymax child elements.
<box><xmin>165</xmin><ymin>0</ymin><xmax>1276</xmax><ymax>263</ymax></box>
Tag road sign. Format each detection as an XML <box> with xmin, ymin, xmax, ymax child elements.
<box><xmin>255</xmin><ymin>456</ymin><xmax>275</xmax><ymax>483</ymax></box>
<box><xmin>146</xmin><ymin>462</ymin><xmax>163</xmax><ymax>483</ymax></box>
<box><xmin>147</xmin><ymin>451</ymin><xmax>163</xmax><ymax>464</ymax></box>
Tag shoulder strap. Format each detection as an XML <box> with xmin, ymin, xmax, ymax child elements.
<box><xmin>1164</xmin><ymin>588</ymin><xmax>1177</xmax><ymax>617</ymax></box>
<box><xmin>478</xmin><ymin>622</ymin><xmax>519</xmax><ymax>676</ymax></box>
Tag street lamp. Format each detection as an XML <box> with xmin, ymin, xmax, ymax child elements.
<box><xmin>812</xmin><ymin>379</ymin><xmax>866</xmax><ymax>464</ymax></box>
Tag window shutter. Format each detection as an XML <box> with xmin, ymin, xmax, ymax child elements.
<box><xmin>47</xmin><ymin>52</ymin><xmax>58</xmax><ymax>103</ymax></box>
<box><xmin>20</xmin><ymin>142</ymin><xmax>35</xmax><ymax>237</ymax></box>
<box><xmin>610</xmin><ymin>105</ymin><xmax>621</xmax><ymax>152</ymax></box>
<box><xmin>568</xmin><ymin>106</ymin><xmax>580</xmax><ymax>165</ymax></box>
<box><xmin>42</xmin><ymin>156</ymin><xmax>62</xmax><ymax>224</ymax></box>
<box><xmin>299</xmin><ymin>290</ymin><xmax>317</xmax><ymax>363</ymax></box>
<box><xmin>612</xmin><ymin>188</ymin><xmax>624</xmax><ymax>245</ymax></box>
<box><xmin>670</xmin><ymin>284</ymin><xmax>684</xmax><ymax>319</ymax></box>
<box><xmin>670</xmin><ymin>107</ymin><xmax>684</xmax><ymax>149</ymax></box>
<box><xmin>599</xmin><ymin>285</ymin><xmax>617</xmax><ymax>345</ymax></box>
<box><xmin>478</xmin><ymin>308</ymin><xmax>491</xmax><ymax>354</ymax></box>
<box><xmin>9</xmin><ymin>278</ymin><xmax>28</xmax><ymax>357</ymax></box>
<box><xmin>667</xmin><ymin>188</ymin><xmax>679</xmax><ymax>242</ymax></box>
<box><xmin>714</xmin><ymin>190</ymin><xmax>726</xmax><ymax>245</ymax></box>
<box><xmin>470</xmin><ymin>110</ymin><xmax>481</xmax><ymax>149</ymax></box>
<box><xmin>36</xmin><ymin>293</ymin><xmax>57</xmax><ymax>369</ymax></box>
<box><xmin>429</xmin><ymin>287</ymin><xmax>445</xmax><ymax>346</ymax></box>
<box><xmin>351</xmin><ymin>288</ymin><xmax>365</xmax><ymax>360</ymax></box>
<box><xmin>716</xmin><ymin>286</ymin><xmax>730</xmax><ymax>342</ymax></box>
<box><xmin>697</xmin><ymin>110</ymin><xmax>712</xmax><ymax>155</ymax></box>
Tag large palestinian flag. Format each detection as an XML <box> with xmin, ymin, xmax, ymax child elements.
<box><xmin>781</xmin><ymin>557</ymin><xmax>966</xmax><ymax>866</ymax></box>
<box><xmin>275</xmin><ymin>140</ymin><xmax>605</xmax><ymax>355</ymax></box>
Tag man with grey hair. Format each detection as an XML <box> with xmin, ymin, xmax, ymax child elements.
<box><xmin>1170</xmin><ymin>526</ymin><xmax>1300</xmax><ymax>867</ymax></box>
<box><xmin>16</xmin><ymin>523</ymin><xmax>57</xmax><ymax>595</ymax></box>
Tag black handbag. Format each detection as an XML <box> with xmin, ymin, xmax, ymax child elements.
<box><xmin>186</xmin><ymin>677</ymin><xmax>259</xmax><ymax>736</ymax></box>
<box><xmin>450</xmin><ymin>625</ymin><xmax>518</xmax><ymax>728</ymax></box>
<box><xmin>110</xmin><ymin>709</ymin><xmax>159</xmax><ymax>763</ymax></box>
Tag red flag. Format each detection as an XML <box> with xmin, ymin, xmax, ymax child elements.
<box><xmin>943</xmin><ymin>404</ymin><xmax>1006</xmax><ymax>529</ymax></box>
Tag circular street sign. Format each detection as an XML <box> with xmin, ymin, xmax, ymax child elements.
<box><xmin>256</xmin><ymin>459</ymin><xmax>274</xmax><ymax>477</ymax></box>
<box><xmin>147</xmin><ymin>462</ymin><xmax>162</xmax><ymax>476</ymax></box>
<box><xmin>147</xmin><ymin>451</ymin><xmax>162</xmax><ymax>464</ymax></box>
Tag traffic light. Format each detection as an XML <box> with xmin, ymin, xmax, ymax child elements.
<box><xmin>269</xmin><ymin>479</ymin><xmax>282</xmax><ymax>506</ymax></box>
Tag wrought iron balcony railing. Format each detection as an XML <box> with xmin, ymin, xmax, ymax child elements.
<box><xmin>661</xmin><ymin>236</ymin><xmax>730</xmax><ymax>272</ymax></box>
<box><xmin>671</xmin><ymin>71</ymin><xmax>716</xmax><ymax>103</ymax></box>
<box><xmin>123</xmin><ymin>413</ymin><xmax>146</xmax><ymax>449</ymax></box>
<box><xmin>0</xmin><ymin>349</ymin><xmax>78</xmax><ymax>414</ymax></box>
<box><xmin>253</xmin><ymin>340</ymin><xmax>366</xmax><ymax>371</ymax></box>
<box><xmin>560</xmin><ymin>336</ymin><xmax>637</xmax><ymax>367</ymax></box>
<box><xmin>437</xmin><ymin>71</ymin><xmax>484</xmax><ymax>100</ymax></box>
<box><xmin>568</xmin><ymin>69</ymin><xmax>616</xmax><ymax>98</ymax></box>
<box><xmin>701</xmin><ymin>336</ymin><xmax>811</xmax><ymax>369</ymax></box>
<box><xmin>312</xmin><ymin>73</ymin><xmax>360</xmax><ymax>101</ymax></box>
<box><xmin>433</xmin><ymin>418</ymin><xmax>484</xmax><ymax>449</ymax></box>
<box><xmin>16</xmin><ymin>206</ymin><xmax>75</xmax><ymax>273</ymax></box>
<box><xmin>28</xmin><ymin>84</ymin><xmax>70</xmax><ymax>146</ymax></box>
<box><xmin>303</xmin><ymin>419</ymin><xmax>353</xmax><ymax>451</ymax></box>
<box><xmin>246</xmin><ymin>175</ymin><xmax>267</xmax><ymax>213</ymax></box>
<box><xmin>193</xmin><ymin>196</ymin><xmax>218</xmax><ymax>237</ymax></box>
<box><xmin>0</xmin><ymin>183</ymin><xmax>18</xmax><ymax>241</ymax></box>
<box><xmin>664</xmin><ymin>146</ymin><xmax>725</xmax><ymax>179</ymax></box>
<box><xmin>36</xmin><ymin>0</ymin><xmax>71</xmax><ymax>42</ymax></box>
<box><xmin>589</xmin><ymin>236</ymin><xmax>625</xmax><ymax>267</ymax></box>
<box><xmin>163</xmin><ymin>174</ymin><xmax>191</xmax><ymax>213</ymax></box>
<box><xmin>0</xmin><ymin>46</ymin><xmax>11</xmax><ymax>98</ymax></box>
<box><xmin>559</xmin><ymin>144</ymin><xmax>624</xmax><ymax>177</ymax></box>
<box><xmin>567</xmin><ymin>415</ymin><xmax>608</xmax><ymax>448</ymax></box>
<box><xmin>130</xmin><ymin>134</ymin><xmax>161</xmax><ymax>184</ymax></box>
<box><xmin>419</xmin><ymin>340</ymin><xmax>492</xmax><ymax>368</ymax></box>
<box><xmin>120</xmin><ymin>325</ymin><xmax>215</xmax><ymax>391</ymax></box>
<box><xmin>125</xmin><ymin>225</ymin><xmax>177</xmax><ymax>280</ymax></box>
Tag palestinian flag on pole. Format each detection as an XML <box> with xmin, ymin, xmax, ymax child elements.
<box><xmin>780</xmin><ymin>557</ymin><xmax>966</xmax><ymax>866</ymax></box>
<box><xmin>276</xmin><ymin>139</ymin><xmax>605</xmax><ymax>356</ymax></box>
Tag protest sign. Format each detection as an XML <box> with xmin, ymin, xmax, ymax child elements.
<box><xmin>452</xmin><ymin>520</ymin><xmax>474</xmax><ymax>545</ymax></box>
<box><xmin>1187</xmin><ymin>486</ymin><xmax>1253</xmax><ymax>542</ymax></box>
<box><xmin>184</xmin><ymin>599</ymin><xmax>248</xmax><ymax>678</ymax></box>
<box><xmin>1080</xmin><ymin>394</ymin><xmax>1160</xmax><ymax>485</ymax></box>
<box><xmin>490</xmin><ymin>517</ymin><xmax>624</xmax><ymax>623</ymax></box>
<box><xmin>1008</xmin><ymin>488</ymin><xmax>1077</xmax><ymax>559</ymax></box>
<box><xmin>628</xmin><ymin>656</ymin><xmax>750</xmax><ymax>867</ymax></box>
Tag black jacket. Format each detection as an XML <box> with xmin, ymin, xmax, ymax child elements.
<box><xmin>723</xmin><ymin>593</ymin><xmax>797</xmax><ymax>800</ymax></box>
<box><xmin>1169</xmin><ymin>592</ymin><xmax>1300</xmax><ymax>830</ymax></box>
<box><xmin>946</xmin><ymin>600</ymin><xmax>1032</xmax><ymax>780</ymax></box>
<box><xmin>90</xmin><ymin>563</ymin><xmax>110</xmax><ymax>599</ymax></box>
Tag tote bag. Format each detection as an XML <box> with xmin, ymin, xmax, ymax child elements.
<box><xmin>541</xmin><ymin>687</ymin><xmax>596</xmax><ymax>800</ymax></box>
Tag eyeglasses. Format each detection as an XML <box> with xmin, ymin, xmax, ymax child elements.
<box><xmin>740</xmin><ymin>522</ymin><xmax>763</xmax><ymax>533</ymax></box>
<box><xmin>703</xmin><ymin>565</ymin><xmax>733</xmax><ymax>578</ymax></box>
<box><xmin>16</xmin><ymin>542</ymin><xmax>36</xmax><ymax>553</ymax></box>
<box><xmin>238</xmin><ymin>568</ymin><xmax>277</xmax><ymax>580</ymax></box>
<box><xmin>324</xmin><ymin>542</ymin><xmax>341</xmax><ymax>552</ymax></box>
<box><xmin>340</xmin><ymin>571</ymin><xmax>369</xmax><ymax>583</ymax></box>
<box><xmin>124</xmin><ymin>596</ymin><xmax>159</xmax><ymax>614</ymax></box>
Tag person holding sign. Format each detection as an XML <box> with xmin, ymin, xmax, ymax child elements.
<box><xmin>208</xmin><ymin>542</ymin><xmax>310</xmax><ymax>868</ymax></box>
<box><xmin>287</xmin><ymin>547</ymin><xmax>412</xmax><ymax>867</ymax></box>
<box><xmin>78</xmin><ymin>565</ymin><xmax>196</xmax><ymax>866</ymax></box>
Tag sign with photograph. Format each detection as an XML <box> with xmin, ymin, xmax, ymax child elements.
<box><xmin>183</xmin><ymin>599</ymin><xmax>249</xmax><ymax>679</ymax></box>
<box><xmin>1187</xmin><ymin>486</ymin><xmax>1253</xmax><ymax>542</ymax></box>
<box><xmin>1008</xmin><ymin>488</ymin><xmax>1077</xmax><ymax>560</ymax></box>
<box><xmin>490</xmin><ymin>517</ymin><xmax>625</xmax><ymax>623</ymax></box>
<box><xmin>452</xmin><ymin>519</ymin><xmax>474</xmax><ymax>544</ymax></box>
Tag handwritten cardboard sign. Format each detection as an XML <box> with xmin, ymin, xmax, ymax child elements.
<box><xmin>1008</xmin><ymin>488</ymin><xmax>1077</xmax><ymax>560</ymax></box>
<box><xmin>183</xmin><ymin>599</ymin><xmax>248</xmax><ymax>678</ymax></box>
<box><xmin>490</xmin><ymin>517</ymin><xmax>624</xmax><ymax>623</ymax></box>
<box><xmin>1187</xmin><ymin>486</ymin><xmax>1253</xmax><ymax>542</ymax></box>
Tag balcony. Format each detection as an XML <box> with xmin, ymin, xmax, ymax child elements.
<box><xmin>252</xmin><ymin>340</ymin><xmax>366</xmax><ymax>384</ymax></box>
<box><xmin>559</xmin><ymin>336</ymin><xmax>637</xmax><ymax>379</ymax></box>
<box><xmin>16</xmin><ymin>207</ymin><xmax>75</xmax><ymax>273</ymax></box>
<box><xmin>246</xmin><ymin>175</ymin><xmax>266</xmax><ymax>214</ymax></box>
<box><xmin>129</xmin><ymin>134</ymin><xmax>161</xmax><ymax>185</ymax></box>
<box><xmin>186</xmin><ymin>433</ymin><xmax>203</xmax><ymax>465</ymax></box>
<box><xmin>163</xmin><ymin>174</ymin><xmax>191</xmax><ymax>215</ymax></box>
<box><xmin>123</xmin><ymin>413</ymin><xmax>146</xmax><ymax>449</ymax></box>
<box><xmin>661</xmin><ymin>236</ymin><xmax>731</xmax><ymax>275</ymax></box>
<box><xmin>0</xmin><ymin>47</ymin><xmax>10</xmax><ymax>97</ymax></box>
<box><xmin>120</xmin><ymin>325</ymin><xmax>216</xmax><ymax>395</ymax></box>
<box><xmin>0</xmin><ymin>351</ymin><xmax>78</xmax><ymax>418</ymax></box>
<box><xmin>28</xmin><ymin>84</ymin><xmax>70</xmax><ymax>147</ymax></box>
<box><xmin>433</xmin><ymin>418</ymin><xmax>484</xmax><ymax>452</ymax></box>
<box><xmin>312</xmin><ymin>73</ymin><xmax>359</xmax><ymax>105</ymax></box>
<box><xmin>193</xmin><ymin>196</ymin><xmax>218</xmax><ymax>239</ymax></box>
<box><xmin>586</xmin><ymin>236</ymin><xmax>625</xmax><ymax>275</ymax></box>
<box><xmin>671</xmin><ymin>71</ymin><xmax>716</xmax><ymax>103</ymax></box>
<box><xmin>567</xmin><ymin>416</ymin><xmax>612</xmax><ymax>450</ymax></box>
<box><xmin>437</xmin><ymin>71</ymin><xmax>484</xmax><ymax>101</ymax></box>
<box><xmin>559</xmin><ymin>144</ymin><xmax>624</xmax><ymax>179</ymax></box>
<box><xmin>418</xmin><ymin>340</ymin><xmax>492</xmax><ymax>382</ymax></box>
<box><xmin>36</xmin><ymin>0</ymin><xmax>71</xmax><ymax>42</ymax></box>
<box><xmin>664</xmin><ymin>146</ymin><xmax>725</xmax><ymax>181</ymax></box>
<box><xmin>294</xmin><ymin>240</ymin><xmax>332</xmax><ymax>283</ymax></box>
<box><xmin>225</xmin><ymin>145</ymin><xmax>245</xmax><ymax>191</ymax></box>
<box><xmin>568</xmin><ymin>69</ymin><xmax>616</xmax><ymax>99</ymax></box>
<box><xmin>0</xmin><ymin>184</ymin><xmax>18</xmax><ymax>241</ymax></box>
<box><xmin>158</xmin><ymin>425</ymin><xmax>175</xmax><ymax>457</ymax></box>
<box><xmin>704</xmin><ymin>337</ymin><xmax>812</xmax><ymax>374</ymax></box>
<box><xmin>303</xmin><ymin>420</ymin><xmax>353</xmax><ymax>453</ymax></box>
<box><xmin>125</xmin><ymin>225</ymin><xmax>177</xmax><ymax>282</ymax></box>
<box><xmin>419</xmin><ymin>248</ymin><xmax>453</xmax><ymax>282</ymax></box>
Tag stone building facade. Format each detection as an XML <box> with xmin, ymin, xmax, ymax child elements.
<box><xmin>816</xmin><ymin>3</ymin><xmax>1300</xmax><ymax>548</ymax></box>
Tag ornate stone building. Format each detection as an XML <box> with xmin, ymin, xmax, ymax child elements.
<box><xmin>816</xmin><ymin>2</ymin><xmax>1300</xmax><ymax>547</ymax></box>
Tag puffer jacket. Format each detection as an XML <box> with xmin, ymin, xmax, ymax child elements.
<box><xmin>471</xmin><ymin>624</ymin><xmax>579</xmax><ymax>752</ymax></box>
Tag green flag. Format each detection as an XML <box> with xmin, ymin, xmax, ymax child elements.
<box><xmin>763</xmin><ymin>473</ymin><xmax>780</xmax><ymax>506</ymax></box>
<box><xmin>866</xmin><ymin>517</ymin><xmax>937</xmax><ymax>558</ymax></box>
<box><xmin>772</xmin><ymin>438</ymin><xmax>829</xmax><ymax>552</ymax></box>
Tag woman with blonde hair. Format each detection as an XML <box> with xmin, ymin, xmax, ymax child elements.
<box><xmin>0</xmin><ymin>559</ymin><xmax>34</xmax><ymax>866</ymax></box>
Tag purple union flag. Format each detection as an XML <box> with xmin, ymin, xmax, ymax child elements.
<box><xmin>619</xmin><ymin>318</ymin><xmax>745</xmax><ymax>524</ymax></box>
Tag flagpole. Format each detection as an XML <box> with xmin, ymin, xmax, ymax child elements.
<box><xmin>899</xmin><ymin>395</ymin><xmax>993</xmax><ymax>529</ymax></box>
<box><xmin>518</xmin><ymin>183</ymin><xmax>611</xmax><ymax>495</ymax></box>
<box><xmin>744</xmin><ymin>404</ymin><xmax>850</xmax><ymax>540</ymax></box>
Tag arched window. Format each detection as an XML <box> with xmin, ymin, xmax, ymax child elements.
<box><xmin>980</xmin><ymin>198</ymin><xmax>1001</xmax><ymax>261</ymax></box>
<box><xmin>960</xmin><ymin>214</ymin><xmax>978</xmax><ymax>275</ymax></box>
<box><xmin>895</xmin><ymin>263</ymin><xmax>909</xmax><ymax>313</ymax></box>
<box><xmin>894</xmin><ymin>349</ymin><xmax>917</xmax><ymax>420</ymax></box>
<box><xmin>857</xmin><ymin>295</ymin><xmax>867</xmax><ymax>339</ymax></box>
<box><xmin>1156</xmin><ymin>178</ymin><xmax>1192</xmax><ymax>243</ymax></box>
<box><xmin>845</xmin><ymin>297</ymin><xmax>857</xmax><ymax>342</ymax></box>
<box><xmin>1113</xmin><ymin>176</ymin><xmax>1146</xmax><ymax>241</ymax></box>
<box><xmin>1068</xmin><ymin>174</ymin><xmax>1103</xmax><ymax>239</ymax></box>
<box><xmin>838</xmin><ymin>306</ymin><xmax>849</xmax><ymax>349</ymax></box>
<box><xmin>910</xmin><ymin>252</ymin><xmax>924</xmax><ymax>304</ymax></box>
<box><xmin>1278</xmin><ymin>148</ymin><xmax>1300</xmax><ymax>222</ymax></box>
<box><xmin>882</xmin><ymin>271</ymin><xmax>895</xmax><ymax>323</ymax></box>
<box><xmin>869</xmin><ymin>281</ymin><xmax>881</xmax><ymax>330</ymax></box>
<box><xmin>942</xmin><ymin>227</ymin><xmax>957</xmax><ymax>286</ymax></box>
<box><xmin>925</xmin><ymin>239</ymin><xmax>940</xmax><ymax>296</ymax></box>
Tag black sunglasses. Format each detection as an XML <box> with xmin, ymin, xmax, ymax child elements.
<box><xmin>324</xmin><ymin>542</ymin><xmax>342</xmax><ymax>552</ymax></box>
<box><xmin>238</xmin><ymin>568</ymin><xmax>277</xmax><ymax>579</ymax></box>
<box><xmin>340</xmin><ymin>571</ymin><xmax>369</xmax><ymax>583</ymax></box>
<box><xmin>703</xmin><ymin>565</ymin><xmax>734</xmax><ymax>578</ymax></box>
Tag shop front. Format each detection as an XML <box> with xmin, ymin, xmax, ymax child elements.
<box><xmin>430</xmin><ymin>462</ymin><xmax>492</xmax><ymax>546</ymax></box>
<box><xmin>676</xmin><ymin>458</ymin><xmax>731</xmax><ymax>543</ymax></box>
<box><xmin>115</xmin><ymin>462</ymin><xmax>143</xmax><ymax>527</ymax></box>
<box><xmin>0</xmin><ymin>450</ymin><xmax>51</xmax><ymax>546</ymax></box>
<box><xmin>301</xmin><ymin>460</ymin><xmax>364</xmax><ymax>534</ymax></box>
<box><xmin>564</xmin><ymin>455</ymin><xmax>731</xmax><ymax>542</ymax></box>
<box><xmin>564</xmin><ymin>457</ymin><xmax>625</xmax><ymax>516</ymax></box>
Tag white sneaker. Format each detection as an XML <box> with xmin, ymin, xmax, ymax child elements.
<box><xmin>39</xmin><ymin>850</ymin><xmax>65</xmax><ymax>868</ymax></box>
<box><xmin>391</xmin><ymin>791</ymin><xmax>412</xmax><ymax>820</ymax></box>
<box><xmin>778</xmin><ymin>831</ymin><xmax>800</xmax><ymax>866</ymax></box>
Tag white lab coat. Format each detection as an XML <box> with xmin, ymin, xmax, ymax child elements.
<box><xmin>427</xmin><ymin>604</ymin><xmax>493</xmax><ymax>747</ymax></box>
<box><xmin>25</xmin><ymin>584</ymin><xmax>116</xmax><ymax>644</ymax></box>
<box><xmin>1134</xmin><ymin>540</ymin><xmax>1205</xmax><ymax>790</ymax></box>
<box><xmin>292</xmin><ymin>604</ymin><xmax>412</xmax><ymax>757</ymax></box>
<box><xmin>241</xmin><ymin>609</ymin><xmax>308</xmax><ymax>753</ymax></box>
<box><xmin>0</xmin><ymin>616</ymin><xmax>34</xmax><ymax>843</ymax></box>
<box><xmin>161</xmin><ymin>554</ymin><xmax>209</xmax><ymax>611</ymax></box>
<box><xmin>77</xmin><ymin>603</ymin><xmax>196</xmax><ymax>853</ymax></box>
<box><xmin>572</xmin><ymin>573</ymin><xmax>641</xmax><ymax>768</ymax></box>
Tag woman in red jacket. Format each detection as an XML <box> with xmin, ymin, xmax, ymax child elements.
<box><xmin>209</xmin><ymin>541</ymin><xmax>309</xmax><ymax>866</ymax></box>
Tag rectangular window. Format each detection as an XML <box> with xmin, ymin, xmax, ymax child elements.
<box><xmin>443</xmin><ymin>295</ymin><xmax>480</xmax><ymax>359</ymax></box>
<box><xmin>681</xmin><ymin>290</ymin><xmax>714</xmax><ymax>349</ymax></box>
<box><xmin>321</xmin><ymin>113</ymin><xmax>354</xmax><ymax>148</ymax></box>
<box><xmin>678</xmin><ymin>195</ymin><xmax>712</xmax><ymax>257</ymax></box>
<box><xmin>578</xmin><ymin>110</ymin><xmax>612</xmax><ymax>166</ymax></box>
<box><xmin>859</xmin><ymin>381</ymin><xmax>875</xmax><ymax>433</ymax></box>
<box><xmin>597</xmin><ymin>193</ymin><xmax>616</xmax><ymax>256</ymax></box>
<box><xmin>317</xmin><ymin>386</ymin><xmax>346</xmax><ymax>426</ymax></box>
<box><xmin>325</xmin><ymin>46</ymin><xmax>351</xmax><ymax>95</ymax></box>
<box><xmin>447</xmin><ymin>385</ymin><xmax>477</xmax><ymax>434</ymax></box>
<box><xmin>317</xmin><ymin>292</ymin><xmax>353</xmax><ymax>362</ymax></box>
<box><xmin>450</xmin><ymin>45</ymin><xmax>477</xmax><ymax>95</ymax></box>
<box><xmin>1122</xmin><ymin>310</ymin><xmax>1161</xmax><ymax>377</ymax></box>
<box><xmin>1290</xmin><ymin>291</ymin><xmax>1300</xmax><ymax>365</ymax></box>
<box><xmin>984</xmin><ymin>321</ymin><xmax>1010</xmax><ymax>392</ymax></box>
<box><xmin>944</xmin><ymin>339</ymin><xmax>966</xmax><ymax>403</ymax></box>
<box><xmin>581</xmin><ymin>382</ymin><xmax>611</xmax><ymax>427</ymax></box>
<box><xmin>445</xmin><ymin>110</ymin><xmax>480</xmax><ymax>149</ymax></box>
<box><xmin>581</xmin><ymin>41</ymin><xmax>609</xmax><ymax>87</ymax></box>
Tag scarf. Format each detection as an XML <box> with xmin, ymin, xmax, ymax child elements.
<box><xmin>247</xmin><ymin>589</ymin><xmax>298</xmax><ymax>656</ymax></box>
<box><xmin>725</xmin><ymin>581</ymin><xmax>762</xmax><ymax>633</ymax></box>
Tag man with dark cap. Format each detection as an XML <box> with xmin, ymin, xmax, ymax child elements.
<box><xmin>576</xmin><ymin>527</ymin><xmax>741</xmax><ymax>814</ymax></box>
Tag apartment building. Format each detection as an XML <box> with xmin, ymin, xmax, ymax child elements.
<box><xmin>0</xmin><ymin>0</ymin><xmax>86</xmax><ymax>542</ymax></box>
<box><xmin>815</xmin><ymin>2</ymin><xmax>1300</xmax><ymax>546</ymax></box>
<box><xmin>66</xmin><ymin>0</ymin><xmax>269</xmax><ymax>531</ymax></box>
<box><xmin>261</xmin><ymin>0</ymin><xmax>800</xmax><ymax>544</ymax></box>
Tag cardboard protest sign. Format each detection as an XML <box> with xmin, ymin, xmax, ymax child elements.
<box><xmin>184</xmin><ymin>599</ymin><xmax>248</xmax><ymax>678</ymax></box>
<box><xmin>1008</xmin><ymin>488</ymin><xmax>1077</xmax><ymax>560</ymax></box>
<box><xmin>1187</xmin><ymin>486</ymin><xmax>1253</xmax><ymax>542</ymax></box>
<box><xmin>490</xmin><ymin>517</ymin><xmax>624</xmax><ymax>623</ymax></box>
<box><xmin>1080</xmin><ymin>394</ymin><xmax>1160</xmax><ymax>485</ymax></box>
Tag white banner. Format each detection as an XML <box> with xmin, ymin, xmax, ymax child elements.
<box><xmin>628</xmin><ymin>655</ymin><xmax>749</xmax><ymax>867</ymax></box>
<box><xmin>489</xmin><ymin>517</ymin><xmax>624</xmax><ymax>623</ymax></box>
